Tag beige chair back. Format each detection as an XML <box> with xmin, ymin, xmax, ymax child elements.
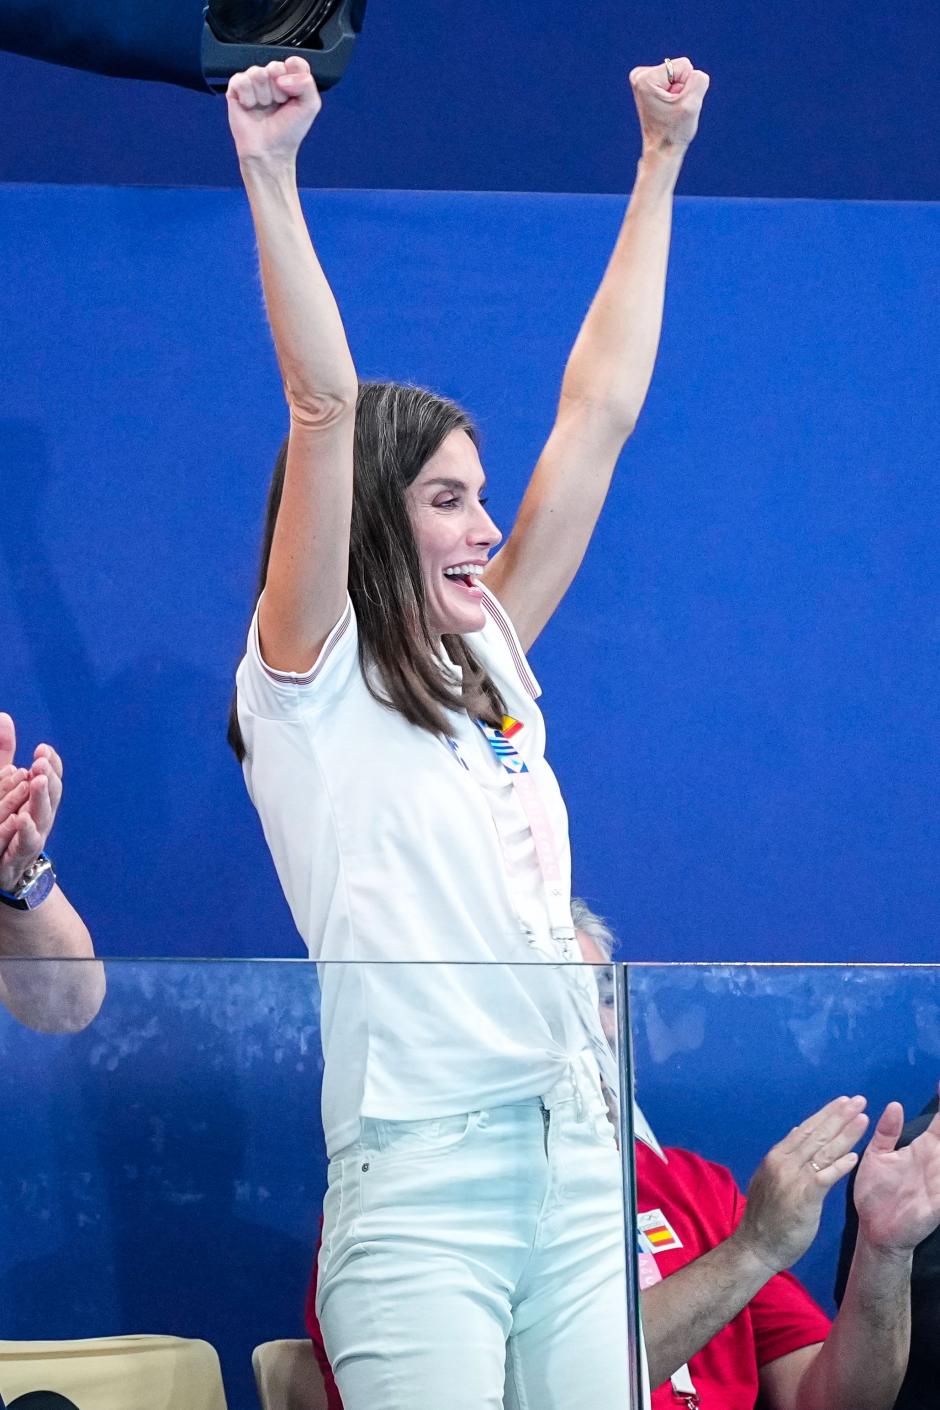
<box><xmin>252</xmin><ymin>1339</ymin><xmax>330</xmax><ymax>1410</ymax></box>
<box><xmin>0</xmin><ymin>1335</ymin><xmax>227</xmax><ymax>1410</ymax></box>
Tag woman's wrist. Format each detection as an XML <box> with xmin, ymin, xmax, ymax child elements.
<box><xmin>239</xmin><ymin>150</ymin><xmax>300</xmax><ymax>190</ymax></box>
<box><xmin>636</xmin><ymin>143</ymin><xmax>686</xmax><ymax>189</ymax></box>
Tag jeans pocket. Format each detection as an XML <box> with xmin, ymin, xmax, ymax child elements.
<box><xmin>357</xmin><ymin>1112</ymin><xmax>482</xmax><ymax>1215</ymax></box>
<box><xmin>367</xmin><ymin>1111</ymin><xmax>477</xmax><ymax>1158</ymax></box>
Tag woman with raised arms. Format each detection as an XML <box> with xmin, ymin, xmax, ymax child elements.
<box><xmin>226</xmin><ymin>54</ymin><xmax>707</xmax><ymax>1410</ymax></box>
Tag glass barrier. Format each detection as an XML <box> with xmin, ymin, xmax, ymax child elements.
<box><xmin>0</xmin><ymin>958</ymin><xmax>636</xmax><ymax>1410</ymax></box>
<box><xmin>625</xmin><ymin>962</ymin><xmax>940</xmax><ymax>1410</ymax></box>
<box><xmin>11</xmin><ymin>958</ymin><xmax>933</xmax><ymax>1410</ymax></box>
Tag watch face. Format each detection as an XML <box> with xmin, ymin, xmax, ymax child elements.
<box><xmin>24</xmin><ymin>865</ymin><xmax>56</xmax><ymax>910</ymax></box>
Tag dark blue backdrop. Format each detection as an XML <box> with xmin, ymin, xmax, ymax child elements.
<box><xmin>1</xmin><ymin>0</ymin><xmax>938</xmax><ymax>199</ymax></box>
<box><xmin>1</xmin><ymin>184</ymin><xmax>936</xmax><ymax>962</ymax></box>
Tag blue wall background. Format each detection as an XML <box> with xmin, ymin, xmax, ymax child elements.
<box><xmin>0</xmin><ymin>183</ymin><xmax>936</xmax><ymax>963</ymax></box>
<box><xmin>1</xmin><ymin>0</ymin><xmax>938</xmax><ymax>199</ymax></box>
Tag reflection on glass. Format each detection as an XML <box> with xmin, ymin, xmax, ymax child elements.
<box><xmin>0</xmin><ymin>958</ymin><xmax>632</xmax><ymax>1410</ymax></box>
<box><xmin>629</xmin><ymin>964</ymin><xmax>940</xmax><ymax>1410</ymax></box>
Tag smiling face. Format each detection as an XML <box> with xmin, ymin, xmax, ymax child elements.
<box><xmin>405</xmin><ymin>428</ymin><xmax>502</xmax><ymax>637</ymax></box>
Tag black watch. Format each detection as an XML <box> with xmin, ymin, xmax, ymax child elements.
<box><xmin>0</xmin><ymin>853</ymin><xmax>57</xmax><ymax>911</ymax></box>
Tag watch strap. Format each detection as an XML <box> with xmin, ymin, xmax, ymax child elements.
<box><xmin>0</xmin><ymin>853</ymin><xmax>56</xmax><ymax>911</ymax></box>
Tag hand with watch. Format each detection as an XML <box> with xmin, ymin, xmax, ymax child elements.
<box><xmin>0</xmin><ymin>712</ymin><xmax>60</xmax><ymax>911</ymax></box>
<box><xmin>0</xmin><ymin>711</ymin><xmax>102</xmax><ymax>1032</ymax></box>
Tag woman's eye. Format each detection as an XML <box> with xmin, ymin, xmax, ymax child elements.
<box><xmin>435</xmin><ymin>497</ymin><xmax>459</xmax><ymax>509</ymax></box>
<box><xmin>478</xmin><ymin>495</ymin><xmax>490</xmax><ymax>508</ymax></box>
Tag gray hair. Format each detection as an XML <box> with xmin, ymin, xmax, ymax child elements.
<box><xmin>570</xmin><ymin>898</ymin><xmax>617</xmax><ymax>963</ymax></box>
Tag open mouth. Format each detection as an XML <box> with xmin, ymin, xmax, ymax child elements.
<box><xmin>443</xmin><ymin>563</ymin><xmax>484</xmax><ymax>597</ymax></box>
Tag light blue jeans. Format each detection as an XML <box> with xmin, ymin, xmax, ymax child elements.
<box><xmin>316</xmin><ymin>1058</ymin><xmax>639</xmax><ymax>1410</ymax></box>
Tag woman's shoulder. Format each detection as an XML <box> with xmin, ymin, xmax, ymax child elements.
<box><xmin>236</xmin><ymin>591</ymin><xmax>362</xmax><ymax>727</ymax></box>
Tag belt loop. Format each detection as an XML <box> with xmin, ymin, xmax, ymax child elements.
<box><xmin>569</xmin><ymin>1061</ymin><xmax>586</xmax><ymax>1121</ymax></box>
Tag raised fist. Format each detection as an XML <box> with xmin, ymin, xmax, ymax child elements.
<box><xmin>226</xmin><ymin>56</ymin><xmax>322</xmax><ymax>165</ymax></box>
<box><xmin>0</xmin><ymin>712</ymin><xmax>63</xmax><ymax>894</ymax></box>
<box><xmin>629</xmin><ymin>57</ymin><xmax>710</xmax><ymax>153</ymax></box>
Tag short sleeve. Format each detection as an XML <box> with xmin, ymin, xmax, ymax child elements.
<box><xmin>235</xmin><ymin>593</ymin><xmax>359</xmax><ymax>726</ymax></box>
<box><xmin>750</xmin><ymin>1268</ymin><xmax>831</xmax><ymax>1366</ymax></box>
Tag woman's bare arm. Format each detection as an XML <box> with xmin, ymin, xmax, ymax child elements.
<box><xmin>486</xmin><ymin>58</ymin><xmax>709</xmax><ymax>650</ymax></box>
<box><xmin>228</xmin><ymin>59</ymin><xmax>359</xmax><ymax>672</ymax></box>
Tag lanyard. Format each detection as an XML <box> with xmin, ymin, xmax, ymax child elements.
<box><xmin>474</xmin><ymin>719</ymin><xmax>576</xmax><ymax>945</ymax></box>
<box><xmin>638</xmin><ymin>1234</ymin><xmax>700</xmax><ymax>1407</ymax></box>
<box><xmin>448</xmin><ymin>717</ymin><xmax>619</xmax><ymax>1097</ymax></box>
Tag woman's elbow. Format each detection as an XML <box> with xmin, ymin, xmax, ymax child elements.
<box><xmin>557</xmin><ymin>388</ymin><xmax>638</xmax><ymax>449</ymax></box>
<box><xmin>287</xmin><ymin>386</ymin><xmax>358</xmax><ymax>431</ymax></box>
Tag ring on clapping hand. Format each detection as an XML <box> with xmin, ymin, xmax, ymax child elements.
<box><xmin>809</xmin><ymin>1159</ymin><xmax>823</xmax><ymax>1173</ymax></box>
<box><xmin>664</xmin><ymin>58</ymin><xmax>676</xmax><ymax>85</ymax></box>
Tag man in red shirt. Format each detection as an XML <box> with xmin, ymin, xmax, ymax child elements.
<box><xmin>634</xmin><ymin>1089</ymin><xmax>940</xmax><ymax>1410</ymax></box>
<box><xmin>583</xmin><ymin>902</ymin><xmax>940</xmax><ymax>1410</ymax></box>
<box><xmin>637</xmin><ymin>1137</ymin><xmax>837</xmax><ymax>1409</ymax></box>
<box><xmin>306</xmin><ymin>904</ymin><xmax>940</xmax><ymax>1409</ymax></box>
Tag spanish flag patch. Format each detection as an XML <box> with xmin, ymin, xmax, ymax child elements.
<box><xmin>637</xmin><ymin>1208</ymin><xmax>683</xmax><ymax>1253</ymax></box>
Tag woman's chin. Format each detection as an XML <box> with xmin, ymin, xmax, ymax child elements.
<box><xmin>431</xmin><ymin>605</ymin><xmax>487</xmax><ymax>637</ymax></box>
<box><xmin>426</xmin><ymin>578</ymin><xmax>486</xmax><ymax>636</ymax></box>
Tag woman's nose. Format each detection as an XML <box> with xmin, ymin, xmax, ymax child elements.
<box><xmin>472</xmin><ymin>504</ymin><xmax>502</xmax><ymax>549</ymax></box>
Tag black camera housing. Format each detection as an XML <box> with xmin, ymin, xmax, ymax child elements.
<box><xmin>202</xmin><ymin>1</ymin><xmax>367</xmax><ymax>92</ymax></box>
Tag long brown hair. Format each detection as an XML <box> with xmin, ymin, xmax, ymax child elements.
<box><xmin>228</xmin><ymin>381</ymin><xmax>506</xmax><ymax>760</ymax></box>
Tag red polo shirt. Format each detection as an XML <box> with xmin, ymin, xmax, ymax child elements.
<box><xmin>639</xmin><ymin>1142</ymin><xmax>832</xmax><ymax>1408</ymax></box>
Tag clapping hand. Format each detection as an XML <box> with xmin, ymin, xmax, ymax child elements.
<box><xmin>735</xmin><ymin>1095</ymin><xmax>870</xmax><ymax>1274</ymax></box>
<box><xmin>629</xmin><ymin>57</ymin><xmax>710</xmax><ymax>154</ymax></box>
<box><xmin>0</xmin><ymin>712</ymin><xmax>62</xmax><ymax>893</ymax></box>
<box><xmin>853</xmin><ymin>1086</ymin><xmax>940</xmax><ymax>1254</ymax></box>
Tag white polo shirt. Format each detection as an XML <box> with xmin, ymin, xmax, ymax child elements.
<box><xmin>236</xmin><ymin>584</ymin><xmax>593</xmax><ymax>1154</ymax></box>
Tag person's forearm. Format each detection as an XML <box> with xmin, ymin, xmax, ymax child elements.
<box><xmin>0</xmin><ymin>884</ymin><xmax>93</xmax><ymax>959</ymax></box>
<box><xmin>642</xmin><ymin>1229</ymin><xmax>774</xmax><ymax>1389</ymax></box>
<box><xmin>0</xmin><ymin>886</ymin><xmax>105</xmax><ymax>1032</ymax></box>
<box><xmin>793</xmin><ymin>1236</ymin><xmax>910</xmax><ymax>1410</ymax></box>
<box><xmin>559</xmin><ymin>145</ymin><xmax>684</xmax><ymax>437</ymax></box>
<box><xmin>240</xmin><ymin>155</ymin><xmax>358</xmax><ymax>417</ymax></box>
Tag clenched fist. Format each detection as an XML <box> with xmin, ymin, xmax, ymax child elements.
<box><xmin>227</xmin><ymin>56</ymin><xmax>322</xmax><ymax>166</ymax></box>
<box><xmin>629</xmin><ymin>57</ymin><xmax>710</xmax><ymax>154</ymax></box>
